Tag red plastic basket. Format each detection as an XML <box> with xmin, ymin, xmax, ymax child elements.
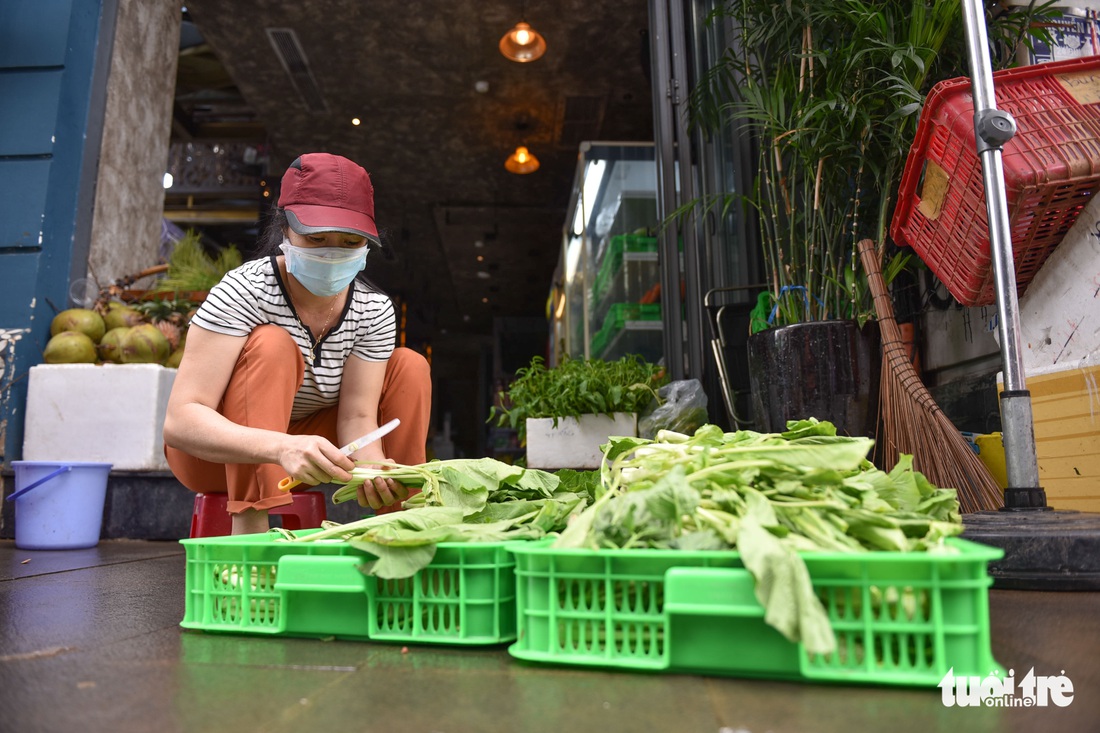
<box><xmin>891</xmin><ymin>55</ymin><xmax>1100</xmax><ymax>306</ymax></box>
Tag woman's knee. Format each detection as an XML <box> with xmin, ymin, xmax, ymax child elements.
<box><xmin>223</xmin><ymin>324</ymin><xmax>304</xmax><ymax>410</ymax></box>
<box><xmin>243</xmin><ymin>324</ymin><xmax>300</xmax><ymax>361</ymax></box>
<box><xmin>388</xmin><ymin>347</ymin><xmax>431</xmax><ymax>386</ymax></box>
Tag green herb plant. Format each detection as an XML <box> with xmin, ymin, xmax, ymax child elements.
<box><xmin>490</xmin><ymin>354</ymin><xmax>667</xmax><ymax>444</ymax></box>
<box><xmin>555</xmin><ymin>418</ymin><xmax>962</xmax><ymax>655</ymax></box>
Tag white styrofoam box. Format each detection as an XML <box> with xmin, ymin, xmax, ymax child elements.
<box><xmin>525</xmin><ymin>412</ymin><xmax>637</xmax><ymax>470</ymax></box>
<box><xmin>23</xmin><ymin>364</ymin><xmax>176</xmax><ymax>471</ymax></box>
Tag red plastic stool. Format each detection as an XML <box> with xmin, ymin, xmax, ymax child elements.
<box><xmin>188</xmin><ymin>491</ymin><xmax>328</xmax><ymax>538</ymax></box>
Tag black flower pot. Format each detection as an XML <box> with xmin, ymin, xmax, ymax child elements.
<box><xmin>747</xmin><ymin>319</ymin><xmax>881</xmax><ymax>437</ymax></box>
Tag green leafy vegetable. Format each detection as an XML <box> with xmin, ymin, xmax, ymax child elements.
<box><xmin>554</xmin><ymin>418</ymin><xmax>964</xmax><ymax>654</ymax></box>
<box><xmin>291</xmin><ymin>460</ymin><xmax>598</xmax><ymax>578</ymax></box>
<box><xmin>738</xmin><ymin>490</ymin><xmax>837</xmax><ymax>654</ymax></box>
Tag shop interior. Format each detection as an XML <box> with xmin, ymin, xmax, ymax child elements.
<box><xmin>164</xmin><ymin>2</ymin><xmax>659</xmax><ymax>461</ymax></box>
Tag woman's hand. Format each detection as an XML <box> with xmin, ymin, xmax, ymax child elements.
<box><xmin>355</xmin><ymin>467</ymin><xmax>410</xmax><ymax>510</ymax></box>
<box><xmin>277</xmin><ymin>434</ymin><xmax>356</xmax><ymax>486</ymax></box>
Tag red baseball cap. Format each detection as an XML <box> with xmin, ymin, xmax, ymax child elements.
<box><xmin>278</xmin><ymin>153</ymin><xmax>379</xmax><ymax>243</ymax></box>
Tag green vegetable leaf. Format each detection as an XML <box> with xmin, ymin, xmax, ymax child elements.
<box><xmin>352</xmin><ymin>507</ymin><xmax>467</xmax><ymax>544</ymax></box>
<box><xmin>435</xmin><ymin>465</ymin><xmax>491</xmax><ymax>514</ymax></box>
<box><xmin>739</xmin><ymin>493</ymin><xmax>836</xmax><ymax>654</ymax></box>
<box><xmin>669</xmin><ymin>529</ymin><xmax>727</xmax><ymax>551</ymax></box>
<box><xmin>642</xmin><ymin>467</ymin><xmax>701</xmax><ymax>522</ymax></box>
<box><xmin>715</xmin><ymin>438</ymin><xmax>873</xmax><ymax>472</ymax></box>
<box><xmin>843</xmin><ymin>512</ymin><xmax>910</xmax><ymax>552</ymax></box>
<box><xmin>602</xmin><ymin>435</ymin><xmax>652</xmax><ymax>463</ymax></box>
<box><xmin>352</xmin><ymin>540</ymin><xmax>438</xmax><ymax>579</ymax></box>
<box><xmin>779</xmin><ymin>418</ymin><xmax>838</xmax><ymax>439</ymax></box>
<box><xmin>879</xmin><ymin>454</ymin><xmax>925</xmax><ymax>512</ymax></box>
<box><xmin>293</xmin><ymin>457</ymin><xmax>596</xmax><ymax>578</ymax></box>
<box><xmin>690</xmin><ymin>423</ymin><xmax>728</xmax><ymax>445</ymax></box>
<box><xmin>552</xmin><ymin>469</ymin><xmax>600</xmax><ymax>503</ymax></box>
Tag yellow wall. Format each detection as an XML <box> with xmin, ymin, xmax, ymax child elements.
<box><xmin>988</xmin><ymin>364</ymin><xmax>1100</xmax><ymax>512</ymax></box>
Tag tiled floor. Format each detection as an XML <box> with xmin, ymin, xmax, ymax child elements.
<box><xmin>1</xmin><ymin>539</ymin><xmax>1097</xmax><ymax>733</ymax></box>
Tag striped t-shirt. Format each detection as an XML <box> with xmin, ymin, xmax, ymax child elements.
<box><xmin>190</xmin><ymin>255</ymin><xmax>396</xmax><ymax>421</ymax></box>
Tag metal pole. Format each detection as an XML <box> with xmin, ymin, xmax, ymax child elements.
<box><xmin>667</xmin><ymin>0</ymin><xmax>707</xmax><ymax>380</ymax></box>
<box><xmin>960</xmin><ymin>0</ymin><xmax>1046</xmax><ymax>508</ymax></box>
<box><xmin>648</xmin><ymin>0</ymin><xmax>685</xmax><ymax>380</ymax></box>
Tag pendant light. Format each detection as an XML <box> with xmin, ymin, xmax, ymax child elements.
<box><xmin>499</xmin><ymin>18</ymin><xmax>546</xmax><ymax>63</ymax></box>
<box><xmin>505</xmin><ymin>145</ymin><xmax>539</xmax><ymax>174</ymax></box>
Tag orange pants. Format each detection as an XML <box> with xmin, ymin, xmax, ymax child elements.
<box><xmin>165</xmin><ymin>324</ymin><xmax>431</xmax><ymax>514</ymax></box>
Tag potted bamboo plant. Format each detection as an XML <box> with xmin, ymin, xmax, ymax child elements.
<box><xmin>687</xmin><ymin>0</ymin><xmax>1049</xmax><ymax>434</ymax></box>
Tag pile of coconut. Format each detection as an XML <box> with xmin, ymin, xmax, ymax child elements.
<box><xmin>43</xmin><ymin>301</ymin><xmax>190</xmax><ymax>368</ymax></box>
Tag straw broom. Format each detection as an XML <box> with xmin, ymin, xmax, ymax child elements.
<box><xmin>857</xmin><ymin>238</ymin><xmax>1002</xmax><ymax>513</ymax></box>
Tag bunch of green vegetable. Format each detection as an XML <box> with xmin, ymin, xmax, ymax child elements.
<box><xmin>555</xmin><ymin>419</ymin><xmax>962</xmax><ymax>654</ymax></box>
<box><xmin>287</xmin><ymin>459</ymin><xmax>597</xmax><ymax>579</ymax></box>
<box><xmin>156</xmin><ymin>229</ymin><xmax>242</xmax><ymax>293</ymax></box>
<box><xmin>490</xmin><ymin>354</ymin><xmax>667</xmax><ymax>443</ymax></box>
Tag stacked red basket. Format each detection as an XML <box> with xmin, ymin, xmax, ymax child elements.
<box><xmin>891</xmin><ymin>55</ymin><xmax>1100</xmax><ymax>306</ymax></box>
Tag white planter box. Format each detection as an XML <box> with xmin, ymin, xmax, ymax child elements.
<box><xmin>525</xmin><ymin>412</ymin><xmax>637</xmax><ymax>470</ymax></box>
<box><xmin>23</xmin><ymin>364</ymin><xmax>176</xmax><ymax>471</ymax></box>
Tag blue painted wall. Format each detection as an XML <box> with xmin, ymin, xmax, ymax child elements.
<box><xmin>0</xmin><ymin>0</ymin><xmax>114</xmax><ymax>465</ymax></box>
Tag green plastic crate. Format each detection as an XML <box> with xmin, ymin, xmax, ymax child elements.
<box><xmin>180</xmin><ymin>529</ymin><xmax>517</xmax><ymax>645</ymax></box>
<box><xmin>592</xmin><ymin>234</ymin><xmax>659</xmax><ymax>303</ymax></box>
<box><xmin>508</xmin><ymin>538</ymin><xmax>1003</xmax><ymax>686</ymax></box>
<box><xmin>590</xmin><ymin>302</ymin><xmax>662</xmax><ymax>357</ymax></box>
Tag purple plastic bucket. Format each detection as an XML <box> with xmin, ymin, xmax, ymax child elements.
<box><xmin>9</xmin><ymin>461</ymin><xmax>111</xmax><ymax>550</ymax></box>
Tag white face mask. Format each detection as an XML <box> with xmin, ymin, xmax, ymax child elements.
<box><xmin>280</xmin><ymin>239</ymin><xmax>367</xmax><ymax>297</ymax></box>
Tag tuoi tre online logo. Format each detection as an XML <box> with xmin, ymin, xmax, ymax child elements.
<box><xmin>939</xmin><ymin>667</ymin><xmax>1074</xmax><ymax>707</ymax></box>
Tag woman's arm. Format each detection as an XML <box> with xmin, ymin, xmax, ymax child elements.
<box><xmin>339</xmin><ymin>354</ymin><xmax>408</xmax><ymax>509</ymax></box>
<box><xmin>163</xmin><ymin>326</ymin><xmax>354</xmax><ymax>486</ymax></box>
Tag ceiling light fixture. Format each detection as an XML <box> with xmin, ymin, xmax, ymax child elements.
<box><xmin>499</xmin><ymin>19</ymin><xmax>546</xmax><ymax>63</ymax></box>
<box><xmin>505</xmin><ymin>145</ymin><xmax>539</xmax><ymax>174</ymax></box>
<box><xmin>351</xmin><ymin>117</ymin><xmax>361</xmax><ymax>126</ymax></box>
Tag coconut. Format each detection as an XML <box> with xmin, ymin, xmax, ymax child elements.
<box><xmin>97</xmin><ymin>326</ymin><xmax>131</xmax><ymax>363</ymax></box>
<box><xmin>103</xmin><ymin>302</ymin><xmax>145</xmax><ymax>330</ymax></box>
<box><xmin>165</xmin><ymin>346</ymin><xmax>185</xmax><ymax>369</ymax></box>
<box><xmin>120</xmin><ymin>323</ymin><xmax>171</xmax><ymax>364</ymax></box>
<box><xmin>43</xmin><ymin>331</ymin><xmax>98</xmax><ymax>364</ymax></box>
<box><xmin>50</xmin><ymin>308</ymin><xmax>106</xmax><ymax>343</ymax></box>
